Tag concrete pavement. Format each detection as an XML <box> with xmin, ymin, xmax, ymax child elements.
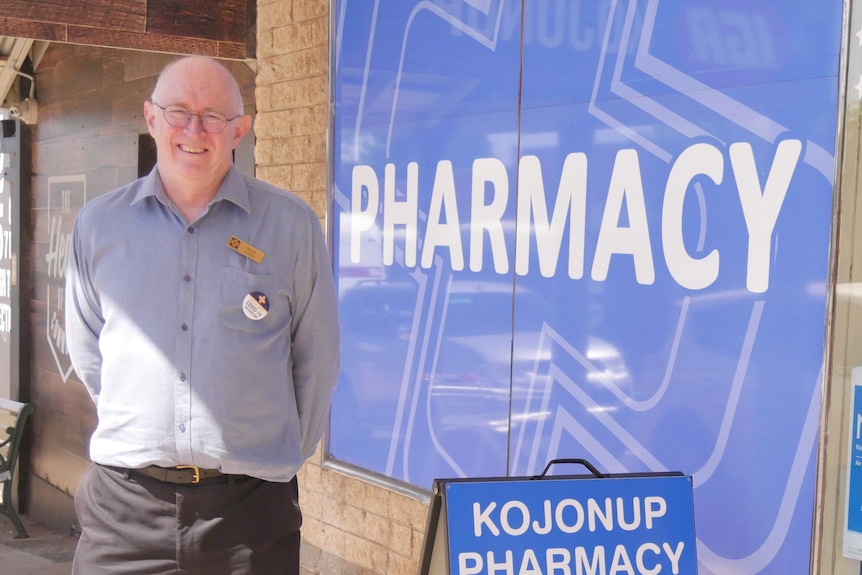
<box><xmin>0</xmin><ymin>516</ymin><xmax>76</xmax><ymax>575</ymax></box>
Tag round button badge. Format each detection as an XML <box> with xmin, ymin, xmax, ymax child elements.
<box><xmin>242</xmin><ymin>292</ymin><xmax>270</xmax><ymax>321</ymax></box>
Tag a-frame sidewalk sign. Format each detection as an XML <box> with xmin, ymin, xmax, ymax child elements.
<box><xmin>417</xmin><ymin>459</ymin><xmax>699</xmax><ymax>575</ymax></box>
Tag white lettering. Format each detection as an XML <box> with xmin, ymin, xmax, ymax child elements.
<box><xmin>547</xmin><ymin>547</ymin><xmax>572</xmax><ymax>575</ymax></box>
<box><xmin>460</xmin><ymin>551</ymin><xmax>483</xmax><ymax>575</ymax></box>
<box><xmin>519</xmin><ymin>549</ymin><xmax>543</xmax><ymax>575</ymax></box>
<box><xmin>470</xmin><ymin>157</ymin><xmax>509</xmax><ymax>273</ymax></box>
<box><xmin>350</xmin><ymin>165</ymin><xmax>379</xmax><ymax>263</ymax></box>
<box><xmin>45</xmin><ymin>215</ymin><xmax>72</xmax><ymax>280</ymax></box>
<box><xmin>591</xmin><ymin>149</ymin><xmax>654</xmax><ymax>285</ymax></box>
<box><xmin>456</xmin><ymin>541</ymin><xmax>687</xmax><ymax>575</ymax></box>
<box><xmin>0</xmin><ymin>267</ymin><xmax>8</xmax><ymax>298</ymax></box>
<box><xmin>383</xmin><ymin>162</ymin><xmax>418</xmax><ymax>266</ymax></box>
<box><xmin>575</xmin><ymin>545</ymin><xmax>605</xmax><ymax>575</ymax></box>
<box><xmin>0</xmin><ymin>303</ymin><xmax>10</xmax><ymax>333</ymax></box>
<box><xmin>516</xmin><ymin>153</ymin><xmax>587</xmax><ymax>279</ymax></box>
<box><xmin>609</xmin><ymin>544</ymin><xmax>634</xmax><ymax>575</ymax></box>
<box><xmin>532</xmin><ymin>499</ymin><xmax>553</xmax><ymax>535</ymax></box>
<box><xmin>644</xmin><ymin>497</ymin><xmax>667</xmax><ymax>529</ymax></box>
<box><xmin>348</xmin><ymin>140</ymin><xmax>799</xmax><ymax>293</ymax></box>
<box><xmin>663</xmin><ymin>542</ymin><xmax>685</xmax><ymax>574</ymax></box>
<box><xmin>471</xmin><ymin>496</ymin><xmax>668</xmax><ymax>537</ymax></box>
<box><xmin>487</xmin><ymin>550</ymin><xmax>514</xmax><ymax>575</ymax></box>
<box><xmin>616</xmin><ymin>496</ymin><xmax>641</xmax><ymax>531</ymax></box>
<box><xmin>423</xmin><ymin>160</ymin><xmax>464</xmax><ymax>269</ymax></box>
<box><xmin>556</xmin><ymin>499</ymin><xmax>585</xmax><ymax>533</ymax></box>
<box><xmin>500</xmin><ymin>500</ymin><xmax>530</xmax><ymax>536</ymax></box>
<box><xmin>50</xmin><ymin>311</ymin><xmax>67</xmax><ymax>354</ymax></box>
<box><xmin>587</xmin><ymin>498</ymin><xmax>614</xmax><ymax>532</ymax></box>
<box><xmin>730</xmin><ymin>139</ymin><xmax>801</xmax><ymax>293</ymax></box>
<box><xmin>662</xmin><ymin>142</ymin><xmax>722</xmax><ymax>290</ymax></box>
<box><xmin>62</xmin><ymin>187</ymin><xmax>72</xmax><ymax>213</ymax></box>
<box><xmin>0</xmin><ymin>223</ymin><xmax>10</xmax><ymax>260</ymax></box>
<box><xmin>474</xmin><ymin>501</ymin><xmax>500</xmax><ymax>537</ymax></box>
<box><xmin>635</xmin><ymin>543</ymin><xmax>661</xmax><ymax>575</ymax></box>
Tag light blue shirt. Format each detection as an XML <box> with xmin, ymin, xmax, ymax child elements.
<box><xmin>65</xmin><ymin>166</ymin><xmax>340</xmax><ymax>482</ymax></box>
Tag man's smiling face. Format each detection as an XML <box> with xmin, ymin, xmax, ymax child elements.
<box><xmin>144</xmin><ymin>57</ymin><xmax>250</xmax><ymax>198</ymax></box>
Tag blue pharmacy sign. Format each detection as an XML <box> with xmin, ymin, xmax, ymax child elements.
<box><xmin>844</xmin><ymin>368</ymin><xmax>862</xmax><ymax>559</ymax></box>
<box><xmin>444</xmin><ymin>473</ymin><xmax>697</xmax><ymax>575</ymax></box>
<box><xmin>331</xmin><ymin>1</ymin><xmax>842</xmax><ymax>573</ymax></box>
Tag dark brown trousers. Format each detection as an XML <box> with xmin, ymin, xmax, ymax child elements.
<box><xmin>72</xmin><ymin>464</ymin><xmax>302</xmax><ymax>575</ymax></box>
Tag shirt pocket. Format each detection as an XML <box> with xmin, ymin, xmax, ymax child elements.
<box><xmin>220</xmin><ymin>267</ymin><xmax>290</xmax><ymax>334</ymax></box>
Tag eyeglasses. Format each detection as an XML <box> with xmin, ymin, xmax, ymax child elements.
<box><xmin>152</xmin><ymin>102</ymin><xmax>241</xmax><ymax>134</ymax></box>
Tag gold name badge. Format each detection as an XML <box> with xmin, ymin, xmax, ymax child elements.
<box><xmin>227</xmin><ymin>235</ymin><xmax>266</xmax><ymax>264</ymax></box>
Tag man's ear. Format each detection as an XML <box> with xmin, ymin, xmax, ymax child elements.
<box><xmin>143</xmin><ymin>101</ymin><xmax>158</xmax><ymax>137</ymax></box>
<box><xmin>232</xmin><ymin>114</ymin><xmax>253</xmax><ymax>146</ymax></box>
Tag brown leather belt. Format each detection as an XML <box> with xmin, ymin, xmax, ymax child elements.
<box><xmin>110</xmin><ymin>465</ymin><xmax>233</xmax><ymax>485</ymax></box>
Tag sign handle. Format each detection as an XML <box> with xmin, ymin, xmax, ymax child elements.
<box><xmin>531</xmin><ymin>458</ymin><xmax>605</xmax><ymax>480</ymax></box>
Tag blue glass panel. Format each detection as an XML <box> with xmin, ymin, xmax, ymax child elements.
<box><xmin>511</xmin><ymin>1</ymin><xmax>840</xmax><ymax>573</ymax></box>
<box><xmin>332</xmin><ymin>1</ymin><xmax>842</xmax><ymax>572</ymax></box>
<box><xmin>332</xmin><ymin>0</ymin><xmax>522</xmax><ymax>487</ymax></box>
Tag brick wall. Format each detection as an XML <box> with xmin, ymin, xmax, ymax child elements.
<box><xmin>255</xmin><ymin>1</ymin><xmax>430</xmax><ymax>573</ymax></box>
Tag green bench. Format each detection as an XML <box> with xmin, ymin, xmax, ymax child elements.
<box><xmin>0</xmin><ymin>397</ymin><xmax>33</xmax><ymax>538</ymax></box>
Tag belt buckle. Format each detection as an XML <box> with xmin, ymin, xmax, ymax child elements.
<box><xmin>176</xmin><ymin>465</ymin><xmax>201</xmax><ymax>484</ymax></box>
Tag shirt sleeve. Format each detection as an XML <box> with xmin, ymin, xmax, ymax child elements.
<box><xmin>289</xmin><ymin>211</ymin><xmax>341</xmax><ymax>461</ymax></box>
<box><xmin>65</xmin><ymin>217</ymin><xmax>105</xmax><ymax>405</ymax></box>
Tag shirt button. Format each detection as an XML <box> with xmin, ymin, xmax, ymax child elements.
<box><xmin>179</xmin><ymin>423</ymin><xmax>186</xmax><ymax>433</ymax></box>
<box><xmin>184</xmin><ymin>274</ymin><xmax>191</xmax><ymax>282</ymax></box>
<box><xmin>187</xmin><ymin>226</ymin><xmax>195</xmax><ymax>234</ymax></box>
<box><xmin>180</xmin><ymin>373</ymin><xmax>187</xmax><ymax>382</ymax></box>
<box><xmin>181</xmin><ymin>323</ymin><xmax>188</xmax><ymax>331</ymax></box>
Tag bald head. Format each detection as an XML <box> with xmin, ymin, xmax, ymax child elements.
<box><xmin>151</xmin><ymin>56</ymin><xmax>244</xmax><ymax>117</ymax></box>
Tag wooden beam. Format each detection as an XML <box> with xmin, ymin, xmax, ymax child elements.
<box><xmin>147</xmin><ymin>0</ymin><xmax>250</xmax><ymax>43</ymax></box>
<box><xmin>0</xmin><ymin>17</ymin><xmax>70</xmax><ymax>43</ymax></box>
<box><xmin>0</xmin><ymin>0</ymin><xmax>146</xmax><ymax>32</ymax></box>
<box><xmin>0</xmin><ymin>0</ymin><xmax>254</xmax><ymax>59</ymax></box>
<box><xmin>69</xmin><ymin>27</ymin><xmax>249</xmax><ymax>59</ymax></box>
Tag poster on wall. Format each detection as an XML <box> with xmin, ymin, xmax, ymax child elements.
<box><xmin>0</xmin><ymin>118</ymin><xmax>20</xmax><ymax>400</ymax></box>
<box><xmin>46</xmin><ymin>175</ymin><xmax>86</xmax><ymax>383</ymax></box>
<box><xmin>844</xmin><ymin>367</ymin><xmax>862</xmax><ymax>560</ymax></box>
<box><xmin>331</xmin><ymin>1</ymin><xmax>842</xmax><ymax>573</ymax></box>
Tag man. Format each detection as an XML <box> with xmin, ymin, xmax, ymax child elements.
<box><xmin>65</xmin><ymin>55</ymin><xmax>340</xmax><ymax>574</ymax></box>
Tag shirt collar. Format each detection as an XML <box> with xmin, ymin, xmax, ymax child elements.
<box><xmin>130</xmin><ymin>165</ymin><xmax>251</xmax><ymax>213</ymax></box>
